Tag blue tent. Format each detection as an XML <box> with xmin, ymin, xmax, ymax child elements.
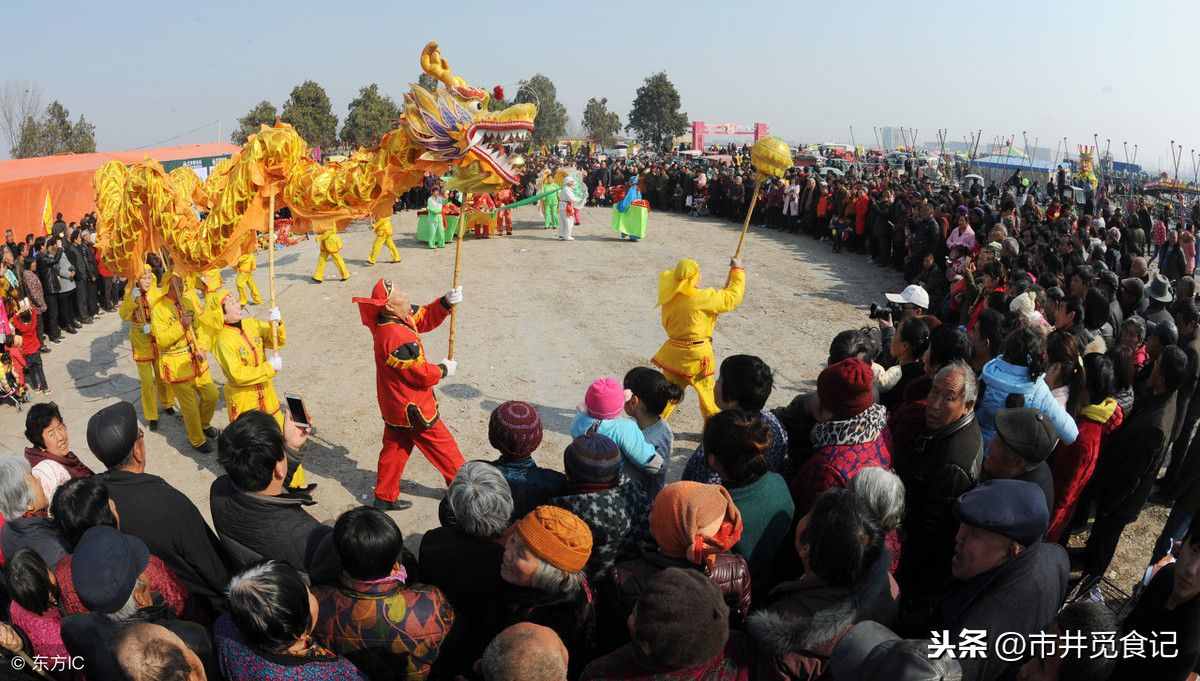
<box><xmin>970</xmin><ymin>155</ymin><xmax>1061</xmax><ymax>173</ymax></box>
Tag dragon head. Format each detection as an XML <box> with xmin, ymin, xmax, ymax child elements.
<box><xmin>403</xmin><ymin>42</ymin><xmax>536</xmax><ymax>192</ymax></box>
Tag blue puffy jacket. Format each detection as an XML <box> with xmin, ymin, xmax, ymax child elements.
<box><xmin>977</xmin><ymin>357</ymin><xmax>1079</xmax><ymax>450</ymax></box>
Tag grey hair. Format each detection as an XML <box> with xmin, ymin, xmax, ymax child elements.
<box><xmin>850</xmin><ymin>467</ymin><xmax>905</xmax><ymax>531</ymax></box>
<box><xmin>480</xmin><ymin>624</ymin><xmax>568</xmax><ymax>681</ymax></box>
<box><xmin>449</xmin><ymin>462</ymin><xmax>514</xmax><ymax>538</ymax></box>
<box><xmin>937</xmin><ymin>360</ymin><xmax>978</xmax><ymax>406</ymax></box>
<box><xmin>1121</xmin><ymin>315</ymin><xmax>1147</xmax><ymax>343</ymax></box>
<box><xmin>510</xmin><ymin>535</ymin><xmax>583</xmax><ymax>595</ymax></box>
<box><xmin>0</xmin><ymin>456</ymin><xmax>34</xmax><ymax>521</ymax></box>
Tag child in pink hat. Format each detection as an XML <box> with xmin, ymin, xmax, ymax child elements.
<box><xmin>572</xmin><ymin>377</ymin><xmax>664</xmax><ymax>492</ymax></box>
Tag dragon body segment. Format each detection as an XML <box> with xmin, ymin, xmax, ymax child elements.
<box><xmin>95</xmin><ymin>42</ymin><xmax>535</xmax><ymax>278</ymax></box>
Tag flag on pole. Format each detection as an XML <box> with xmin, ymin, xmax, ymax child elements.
<box><xmin>42</xmin><ymin>191</ymin><xmax>54</xmax><ymax>235</ymax></box>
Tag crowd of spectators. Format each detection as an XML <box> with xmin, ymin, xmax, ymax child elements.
<box><xmin>5</xmin><ymin>153</ymin><xmax>1200</xmax><ymax>680</ymax></box>
<box><xmin>1</xmin><ymin>213</ymin><xmax>123</xmax><ymax>403</ymax></box>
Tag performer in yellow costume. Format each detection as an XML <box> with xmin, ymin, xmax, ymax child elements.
<box><xmin>152</xmin><ymin>273</ymin><xmax>220</xmax><ymax>452</ymax></box>
<box><xmin>235</xmin><ymin>252</ymin><xmax>264</xmax><ymax>306</ymax></box>
<box><xmin>212</xmin><ymin>284</ymin><xmax>311</xmax><ymax>490</ymax></box>
<box><xmin>213</xmin><ymin>292</ymin><xmax>286</xmax><ymax>426</ymax></box>
<box><xmin>118</xmin><ymin>265</ymin><xmax>176</xmax><ymax>430</ymax></box>
<box><xmin>195</xmin><ymin>270</ymin><xmax>228</xmax><ymax>352</ymax></box>
<box><xmin>367</xmin><ymin>216</ymin><xmax>401</xmax><ymax>265</ymax></box>
<box><xmin>652</xmin><ymin>257</ymin><xmax>745</xmax><ymax>420</ymax></box>
<box><xmin>313</xmin><ymin>229</ymin><xmax>350</xmax><ymax>282</ymax></box>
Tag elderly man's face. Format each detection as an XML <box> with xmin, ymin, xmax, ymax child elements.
<box><xmin>952</xmin><ymin>523</ymin><xmax>1016</xmax><ymax>580</ymax></box>
<box><xmin>927</xmin><ymin>369</ymin><xmax>970</xmax><ymax>431</ymax></box>
<box><xmin>983</xmin><ymin>438</ymin><xmax>1026</xmax><ymax>480</ymax></box>
<box><xmin>384</xmin><ymin>287</ymin><xmax>411</xmax><ymax>319</ymax></box>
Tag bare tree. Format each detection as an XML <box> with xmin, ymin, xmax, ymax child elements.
<box><xmin>1</xmin><ymin>81</ymin><xmax>44</xmax><ymax>156</ymax></box>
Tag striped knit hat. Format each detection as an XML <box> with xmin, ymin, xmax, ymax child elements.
<box><xmin>489</xmin><ymin>401</ymin><xmax>544</xmax><ymax>459</ymax></box>
<box><xmin>564</xmin><ymin>430</ymin><xmax>622</xmax><ymax>484</ymax></box>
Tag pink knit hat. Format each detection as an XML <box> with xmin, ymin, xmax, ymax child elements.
<box><xmin>582</xmin><ymin>377</ymin><xmax>630</xmax><ymax>420</ymax></box>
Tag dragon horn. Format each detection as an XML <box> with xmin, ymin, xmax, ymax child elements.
<box><xmin>420</xmin><ymin>42</ymin><xmax>457</xmax><ymax>89</ymax></box>
<box><xmin>419</xmin><ymin>41</ymin><xmax>482</xmax><ymax>98</ymax></box>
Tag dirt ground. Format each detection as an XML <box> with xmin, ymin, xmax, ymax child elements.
<box><xmin>0</xmin><ymin>204</ymin><xmax>1168</xmax><ymax>589</ymax></box>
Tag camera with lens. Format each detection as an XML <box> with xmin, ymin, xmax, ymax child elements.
<box><xmin>868</xmin><ymin>302</ymin><xmax>900</xmax><ymax>321</ymax></box>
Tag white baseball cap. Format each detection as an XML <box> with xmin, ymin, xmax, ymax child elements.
<box><xmin>884</xmin><ymin>284</ymin><xmax>930</xmax><ymax>310</ymax></box>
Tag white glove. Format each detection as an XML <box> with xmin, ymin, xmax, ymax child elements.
<box><xmin>269</xmin><ymin>355</ymin><xmax>283</xmax><ymax>372</ymax></box>
<box><xmin>445</xmin><ymin>287</ymin><xmax>464</xmax><ymax>305</ymax></box>
<box><xmin>440</xmin><ymin>358</ymin><xmax>458</xmax><ymax>377</ymax></box>
<box><xmin>142</xmin><ymin>323</ymin><xmax>152</xmax><ymax>335</ymax></box>
<box><xmin>132</xmin><ymin>287</ymin><xmax>141</xmax><ymax>299</ymax></box>
<box><xmin>269</xmin><ymin>307</ymin><xmax>282</xmax><ymax>322</ymax></box>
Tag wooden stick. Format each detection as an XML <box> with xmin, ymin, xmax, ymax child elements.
<box><xmin>447</xmin><ymin>192</ymin><xmax>468</xmax><ymax>359</ymax></box>
<box><xmin>733</xmin><ymin>178</ymin><xmax>763</xmax><ymax>259</ymax></box>
<box><xmin>267</xmin><ymin>193</ymin><xmax>279</xmax><ymax>356</ymax></box>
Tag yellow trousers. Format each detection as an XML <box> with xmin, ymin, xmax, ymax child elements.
<box><xmin>661</xmin><ymin>372</ymin><xmax>719</xmax><ymax>422</ymax></box>
<box><xmin>368</xmin><ymin>235</ymin><xmax>401</xmax><ymax>264</ymax></box>
<box><xmin>313</xmin><ymin>252</ymin><xmax>350</xmax><ymax>282</ymax></box>
<box><xmin>174</xmin><ymin>377</ymin><xmax>219</xmax><ymax>446</ymax></box>
<box><xmin>236</xmin><ymin>273</ymin><xmax>263</xmax><ymax>305</ymax></box>
<box><xmin>135</xmin><ymin>361</ymin><xmax>175</xmax><ymax>421</ymax></box>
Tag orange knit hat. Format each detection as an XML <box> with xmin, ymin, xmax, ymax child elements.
<box><xmin>515</xmin><ymin>506</ymin><xmax>593</xmax><ymax>573</ymax></box>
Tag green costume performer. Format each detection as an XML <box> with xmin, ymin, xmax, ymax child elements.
<box><xmin>416</xmin><ymin>195</ymin><xmax>447</xmax><ymax>248</ymax></box>
<box><xmin>541</xmin><ymin>182</ymin><xmax>560</xmax><ymax>229</ymax></box>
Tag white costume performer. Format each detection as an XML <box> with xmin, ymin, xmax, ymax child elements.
<box><xmin>558</xmin><ymin>174</ymin><xmax>585</xmax><ymax>241</ymax></box>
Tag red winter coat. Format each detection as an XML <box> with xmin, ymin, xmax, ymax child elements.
<box><xmin>12</xmin><ymin>310</ymin><xmax>39</xmax><ymax>355</ymax></box>
<box><xmin>854</xmin><ymin>194</ymin><xmax>869</xmax><ymax>236</ymax></box>
<box><xmin>367</xmin><ymin>299</ymin><xmax>452</xmax><ymax>429</ymax></box>
<box><xmin>1046</xmin><ymin>399</ymin><xmax>1124</xmax><ymax>543</ymax></box>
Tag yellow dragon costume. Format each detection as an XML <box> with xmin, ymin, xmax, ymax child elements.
<box><xmin>93</xmin><ymin>42</ymin><xmax>536</xmax><ymax>282</ymax></box>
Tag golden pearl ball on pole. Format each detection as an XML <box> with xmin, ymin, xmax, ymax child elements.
<box><xmin>750</xmin><ymin>136</ymin><xmax>793</xmax><ymax>180</ymax></box>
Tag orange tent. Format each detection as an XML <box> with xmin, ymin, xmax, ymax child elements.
<box><xmin>0</xmin><ymin>143</ymin><xmax>239</xmax><ymax>239</ymax></box>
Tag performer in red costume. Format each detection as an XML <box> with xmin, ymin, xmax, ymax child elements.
<box><xmin>495</xmin><ymin>187</ymin><xmax>514</xmax><ymax>235</ymax></box>
<box><xmin>353</xmin><ymin>278</ymin><xmax>465</xmax><ymax>511</ymax></box>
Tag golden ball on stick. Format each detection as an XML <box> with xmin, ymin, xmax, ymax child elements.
<box><xmin>750</xmin><ymin>136</ymin><xmax>793</xmax><ymax>180</ymax></box>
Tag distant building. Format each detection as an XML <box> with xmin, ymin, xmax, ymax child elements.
<box><xmin>880</xmin><ymin>126</ymin><xmax>901</xmax><ymax>151</ymax></box>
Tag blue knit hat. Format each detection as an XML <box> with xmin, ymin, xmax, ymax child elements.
<box><xmin>564</xmin><ymin>431</ymin><xmax>621</xmax><ymax>484</ymax></box>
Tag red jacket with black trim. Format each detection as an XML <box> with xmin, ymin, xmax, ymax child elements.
<box><xmin>368</xmin><ymin>298</ymin><xmax>452</xmax><ymax>429</ymax></box>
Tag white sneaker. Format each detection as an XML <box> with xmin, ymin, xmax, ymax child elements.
<box><xmin>565</xmin><ymin>236</ymin><xmax>575</xmax><ymax>241</ymax></box>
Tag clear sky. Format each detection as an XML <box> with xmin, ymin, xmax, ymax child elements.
<box><xmin>3</xmin><ymin>0</ymin><xmax>1196</xmax><ymax>172</ymax></box>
